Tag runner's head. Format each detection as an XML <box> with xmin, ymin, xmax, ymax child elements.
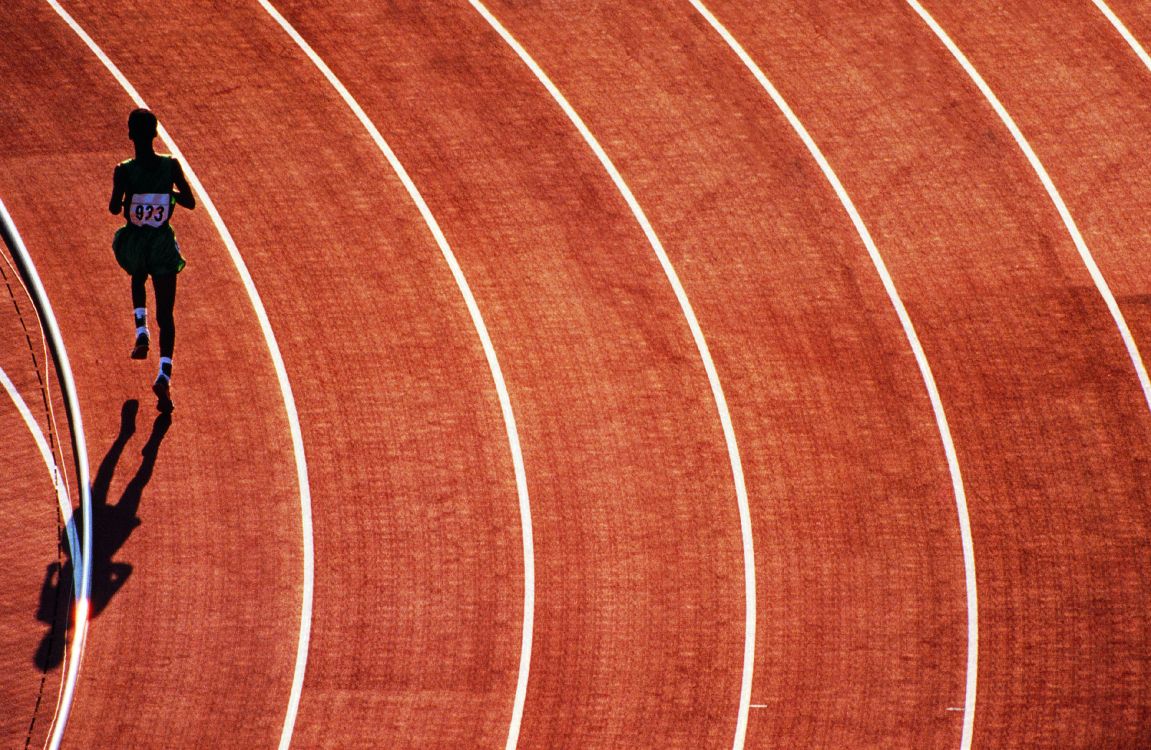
<box><xmin>127</xmin><ymin>108</ymin><xmax>158</xmax><ymax>144</ymax></box>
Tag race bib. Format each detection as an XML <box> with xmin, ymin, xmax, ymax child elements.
<box><xmin>129</xmin><ymin>193</ymin><xmax>171</xmax><ymax>228</ymax></box>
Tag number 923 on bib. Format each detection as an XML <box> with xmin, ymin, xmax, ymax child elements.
<box><xmin>129</xmin><ymin>193</ymin><xmax>172</xmax><ymax>228</ymax></box>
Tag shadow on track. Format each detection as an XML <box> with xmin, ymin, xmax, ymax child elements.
<box><xmin>34</xmin><ymin>399</ymin><xmax>171</xmax><ymax>671</ymax></box>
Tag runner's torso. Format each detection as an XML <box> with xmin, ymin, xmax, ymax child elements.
<box><xmin>118</xmin><ymin>156</ymin><xmax>175</xmax><ymax>230</ymax></box>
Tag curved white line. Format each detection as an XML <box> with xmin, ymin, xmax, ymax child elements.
<box><xmin>0</xmin><ymin>365</ymin><xmax>79</xmax><ymax>574</ymax></box>
<box><xmin>905</xmin><ymin>1</ymin><xmax>1151</xmax><ymax>416</ymax></box>
<box><xmin>686</xmin><ymin>3</ymin><xmax>978</xmax><ymax>747</ymax></box>
<box><xmin>0</xmin><ymin>197</ymin><xmax>92</xmax><ymax>750</ymax></box>
<box><xmin>43</xmin><ymin>4</ymin><xmax>316</xmax><ymax>748</ymax></box>
<box><xmin>253</xmin><ymin>3</ymin><xmax>535</xmax><ymax>748</ymax></box>
<box><xmin>465</xmin><ymin>3</ymin><xmax>757</xmax><ymax>747</ymax></box>
<box><xmin>1093</xmin><ymin>0</ymin><xmax>1151</xmax><ymax>71</ymax></box>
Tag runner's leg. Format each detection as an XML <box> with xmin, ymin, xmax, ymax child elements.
<box><xmin>130</xmin><ymin>274</ymin><xmax>149</xmax><ymax>359</ymax></box>
<box><xmin>153</xmin><ymin>273</ymin><xmax>176</xmax><ymax>375</ymax></box>
<box><xmin>131</xmin><ymin>274</ymin><xmax>147</xmax><ymax>310</ymax></box>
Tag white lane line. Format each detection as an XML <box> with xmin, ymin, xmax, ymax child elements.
<box><xmin>466</xmin><ymin>3</ymin><xmax>757</xmax><ymax>748</ymax></box>
<box><xmin>44</xmin><ymin>4</ymin><xmax>316</xmax><ymax>748</ymax></box>
<box><xmin>0</xmin><ymin>365</ymin><xmax>79</xmax><ymax>573</ymax></box>
<box><xmin>687</xmin><ymin>4</ymin><xmax>978</xmax><ymax>749</ymax></box>
<box><xmin>254</xmin><ymin>4</ymin><xmax>535</xmax><ymax>748</ymax></box>
<box><xmin>1093</xmin><ymin>0</ymin><xmax>1151</xmax><ymax>71</ymax></box>
<box><xmin>905</xmin><ymin>0</ymin><xmax>1151</xmax><ymax>417</ymax></box>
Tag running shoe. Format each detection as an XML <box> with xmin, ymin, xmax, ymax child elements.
<box><xmin>130</xmin><ymin>332</ymin><xmax>150</xmax><ymax>360</ymax></box>
<box><xmin>153</xmin><ymin>372</ymin><xmax>172</xmax><ymax>414</ymax></box>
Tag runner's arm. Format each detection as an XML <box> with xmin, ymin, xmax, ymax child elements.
<box><xmin>108</xmin><ymin>165</ymin><xmax>125</xmax><ymax>215</ymax></box>
<box><xmin>171</xmin><ymin>160</ymin><xmax>196</xmax><ymax>210</ymax></box>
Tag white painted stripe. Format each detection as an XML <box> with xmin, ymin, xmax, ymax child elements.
<box><xmin>0</xmin><ymin>365</ymin><xmax>79</xmax><ymax>573</ymax></box>
<box><xmin>905</xmin><ymin>1</ymin><xmax>1151</xmax><ymax>416</ymax></box>
<box><xmin>1093</xmin><ymin>0</ymin><xmax>1151</xmax><ymax>72</ymax></box>
<box><xmin>253</xmin><ymin>4</ymin><xmax>535</xmax><ymax>749</ymax></box>
<box><xmin>0</xmin><ymin>197</ymin><xmax>92</xmax><ymax>750</ymax></box>
<box><xmin>686</xmin><ymin>3</ymin><xmax>978</xmax><ymax>748</ymax></box>
<box><xmin>43</xmin><ymin>4</ymin><xmax>316</xmax><ymax>749</ymax></box>
<box><xmin>466</xmin><ymin>3</ymin><xmax>757</xmax><ymax>748</ymax></box>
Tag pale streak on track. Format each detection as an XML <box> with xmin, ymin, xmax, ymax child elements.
<box><xmin>42</xmin><ymin>4</ymin><xmax>317</xmax><ymax>749</ymax></box>
<box><xmin>0</xmin><ymin>196</ymin><xmax>91</xmax><ymax>750</ymax></box>
<box><xmin>466</xmin><ymin>2</ymin><xmax>757</xmax><ymax>748</ymax></box>
<box><xmin>686</xmin><ymin>3</ymin><xmax>978</xmax><ymax>748</ymax></box>
<box><xmin>905</xmin><ymin>0</ymin><xmax>1151</xmax><ymax>417</ymax></box>
<box><xmin>0</xmin><ymin>249</ymin><xmax>78</xmax><ymax>569</ymax></box>
<box><xmin>0</xmin><ymin>365</ymin><xmax>79</xmax><ymax>594</ymax></box>
<box><xmin>1093</xmin><ymin>1</ymin><xmax>1151</xmax><ymax>77</ymax></box>
<box><xmin>254</xmin><ymin>4</ymin><xmax>537</xmax><ymax>749</ymax></box>
<box><xmin>0</xmin><ymin>364</ymin><xmax>83</xmax><ymax>749</ymax></box>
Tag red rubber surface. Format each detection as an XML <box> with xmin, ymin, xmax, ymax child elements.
<box><xmin>1</xmin><ymin>1</ymin><xmax>1150</xmax><ymax>748</ymax></box>
<box><xmin>701</xmin><ymin>2</ymin><xmax>1151</xmax><ymax>747</ymax></box>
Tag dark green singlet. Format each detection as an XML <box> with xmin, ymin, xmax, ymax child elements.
<box><xmin>112</xmin><ymin>155</ymin><xmax>186</xmax><ymax>277</ymax></box>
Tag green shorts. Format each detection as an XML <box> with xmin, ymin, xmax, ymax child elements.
<box><xmin>112</xmin><ymin>225</ymin><xmax>186</xmax><ymax>277</ymax></box>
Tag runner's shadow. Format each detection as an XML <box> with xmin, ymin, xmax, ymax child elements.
<box><xmin>34</xmin><ymin>399</ymin><xmax>171</xmax><ymax>671</ymax></box>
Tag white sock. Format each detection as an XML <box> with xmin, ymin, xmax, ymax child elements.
<box><xmin>134</xmin><ymin>308</ymin><xmax>148</xmax><ymax>336</ymax></box>
<box><xmin>158</xmin><ymin>357</ymin><xmax>172</xmax><ymax>380</ymax></box>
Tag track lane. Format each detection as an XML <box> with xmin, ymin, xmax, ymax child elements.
<box><xmin>473</xmin><ymin>2</ymin><xmax>973</xmax><ymax>747</ymax></box>
<box><xmin>464</xmin><ymin>3</ymin><xmax>757</xmax><ymax>744</ymax></box>
<box><xmin>702</xmin><ymin>0</ymin><xmax>1151</xmax><ymax>747</ymax></box>
<box><xmin>41</xmin><ymin>2</ymin><xmax>319</xmax><ymax>743</ymax></box>
<box><xmin>271</xmin><ymin>1</ymin><xmax>750</xmax><ymax>746</ymax></box>
<box><xmin>0</xmin><ymin>2</ymin><xmax>304</xmax><ymax>746</ymax></box>
<box><xmin>907</xmin><ymin>1</ymin><xmax>1151</xmax><ymax>396</ymax></box>
<box><xmin>896</xmin><ymin>2</ymin><xmax>1151</xmax><ymax>743</ymax></box>
<box><xmin>59</xmin><ymin>1</ymin><xmax>536</xmax><ymax>747</ymax></box>
<box><xmin>252</xmin><ymin>4</ymin><xmax>537</xmax><ymax>745</ymax></box>
<box><xmin>905</xmin><ymin>0</ymin><xmax>1151</xmax><ymax>414</ymax></box>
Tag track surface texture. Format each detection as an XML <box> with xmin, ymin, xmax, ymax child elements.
<box><xmin>2</xmin><ymin>1</ymin><xmax>1150</xmax><ymax>748</ymax></box>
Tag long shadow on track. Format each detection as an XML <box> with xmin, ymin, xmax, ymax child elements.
<box><xmin>35</xmin><ymin>399</ymin><xmax>171</xmax><ymax>671</ymax></box>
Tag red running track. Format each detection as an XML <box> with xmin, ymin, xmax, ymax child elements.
<box><xmin>1</xmin><ymin>1</ymin><xmax>1150</xmax><ymax>748</ymax></box>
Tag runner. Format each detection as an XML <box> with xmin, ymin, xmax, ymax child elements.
<box><xmin>108</xmin><ymin>108</ymin><xmax>194</xmax><ymax>410</ymax></box>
